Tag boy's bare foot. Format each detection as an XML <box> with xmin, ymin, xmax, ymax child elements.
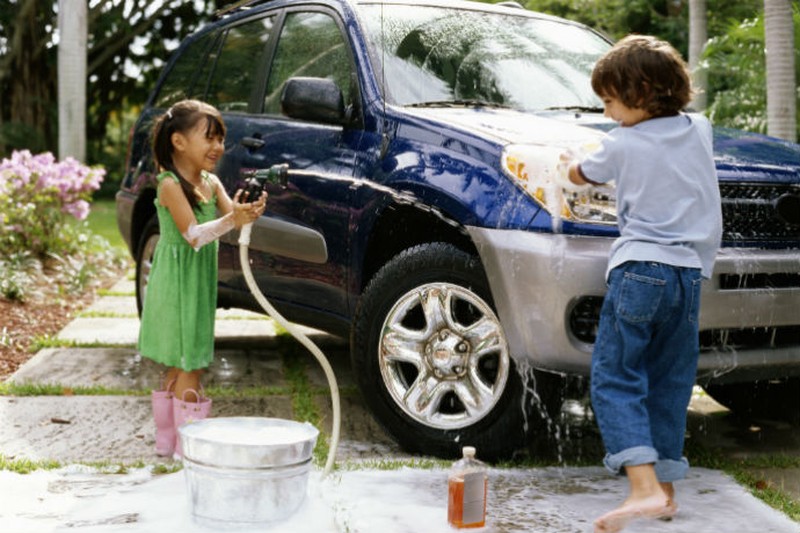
<box><xmin>658</xmin><ymin>482</ymin><xmax>678</xmax><ymax>520</ymax></box>
<box><xmin>593</xmin><ymin>493</ymin><xmax>676</xmax><ymax>533</ymax></box>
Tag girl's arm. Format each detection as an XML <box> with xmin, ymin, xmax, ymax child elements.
<box><xmin>160</xmin><ymin>177</ymin><xmax>262</xmax><ymax>251</ymax></box>
<box><xmin>159</xmin><ymin>178</ymin><xmax>199</xmax><ymax>234</ymax></box>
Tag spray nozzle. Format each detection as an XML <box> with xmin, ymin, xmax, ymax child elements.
<box><xmin>242</xmin><ymin>163</ymin><xmax>290</xmax><ymax>198</ymax></box>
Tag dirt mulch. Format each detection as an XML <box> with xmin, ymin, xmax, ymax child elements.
<box><xmin>0</xmin><ymin>265</ymin><xmax>128</xmax><ymax>381</ymax></box>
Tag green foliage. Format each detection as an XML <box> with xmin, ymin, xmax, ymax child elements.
<box><xmin>520</xmin><ymin>0</ymin><xmax>688</xmax><ymax>51</ymax></box>
<box><xmin>0</xmin><ymin>252</ymin><xmax>38</xmax><ymax>301</ymax></box>
<box><xmin>0</xmin><ymin>0</ymin><xmax>223</xmax><ymax>181</ymax></box>
<box><xmin>518</xmin><ymin>0</ymin><xmax>762</xmax><ymax>58</ymax></box>
<box><xmin>0</xmin><ymin>151</ymin><xmax>128</xmax><ymax>302</ymax></box>
<box><xmin>84</xmin><ymin>199</ymin><xmax>126</xmax><ymax>250</ymax></box>
<box><xmin>704</xmin><ymin>8</ymin><xmax>800</xmax><ymax>138</ymax></box>
<box><xmin>514</xmin><ymin>0</ymin><xmax>799</xmax><ymax>136</ymax></box>
<box><xmin>0</xmin><ymin>150</ymin><xmax>105</xmax><ymax>258</ymax></box>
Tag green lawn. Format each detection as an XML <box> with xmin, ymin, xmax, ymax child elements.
<box><xmin>86</xmin><ymin>198</ymin><xmax>126</xmax><ymax>252</ymax></box>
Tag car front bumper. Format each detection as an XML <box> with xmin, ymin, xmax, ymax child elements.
<box><xmin>468</xmin><ymin>227</ymin><xmax>800</xmax><ymax>383</ymax></box>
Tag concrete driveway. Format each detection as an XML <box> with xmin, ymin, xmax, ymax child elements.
<box><xmin>1</xmin><ymin>274</ymin><xmax>798</xmax><ymax>532</ymax></box>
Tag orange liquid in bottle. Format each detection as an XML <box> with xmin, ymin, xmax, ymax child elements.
<box><xmin>447</xmin><ymin>475</ymin><xmax>487</xmax><ymax>528</ymax></box>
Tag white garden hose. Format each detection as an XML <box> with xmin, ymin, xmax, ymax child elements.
<box><xmin>238</xmin><ymin>222</ymin><xmax>341</xmax><ymax>477</ymax></box>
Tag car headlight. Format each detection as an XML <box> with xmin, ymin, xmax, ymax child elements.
<box><xmin>501</xmin><ymin>144</ymin><xmax>617</xmax><ymax>226</ymax></box>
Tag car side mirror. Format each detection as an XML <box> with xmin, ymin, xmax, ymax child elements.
<box><xmin>281</xmin><ymin>77</ymin><xmax>345</xmax><ymax>125</ymax></box>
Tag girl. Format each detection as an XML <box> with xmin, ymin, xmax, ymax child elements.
<box><xmin>138</xmin><ymin>99</ymin><xmax>266</xmax><ymax>457</ymax></box>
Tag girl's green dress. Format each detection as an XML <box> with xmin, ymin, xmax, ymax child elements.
<box><xmin>138</xmin><ymin>171</ymin><xmax>219</xmax><ymax>371</ymax></box>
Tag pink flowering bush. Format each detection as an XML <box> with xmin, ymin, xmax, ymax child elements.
<box><xmin>0</xmin><ymin>150</ymin><xmax>105</xmax><ymax>257</ymax></box>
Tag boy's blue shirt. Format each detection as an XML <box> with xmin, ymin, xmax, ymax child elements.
<box><xmin>580</xmin><ymin>113</ymin><xmax>723</xmax><ymax>280</ymax></box>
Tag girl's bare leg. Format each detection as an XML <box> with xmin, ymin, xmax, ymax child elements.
<box><xmin>594</xmin><ymin>464</ymin><xmax>674</xmax><ymax>533</ymax></box>
<box><xmin>163</xmin><ymin>367</ymin><xmax>180</xmax><ymax>389</ymax></box>
<box><xmin>174</xmin><ymin>369</ymin><xmax>204</xmax><ymax>402</ymax></box>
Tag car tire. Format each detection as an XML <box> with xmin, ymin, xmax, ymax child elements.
<box><xmin>703</xmin><ymin>378</ymin><xmax>800</xmax><ymax>424</ymax></box>
<box><xmin>351</xmin><ymin>242</ymin><xmax>533</xmax><ymax>461</ymax></box>
<box><xmin>135</xmin><ymin>216</ymin><xmax>159</xmax><ymax>316</ymax></box>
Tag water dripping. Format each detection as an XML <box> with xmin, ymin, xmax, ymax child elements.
<box><xmin>514</xmin><ymin>359</ymin><xmax>565</xmax><ymax>465</ymax></box>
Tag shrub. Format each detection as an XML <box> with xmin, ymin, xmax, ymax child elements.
<box><xmin>0</xmin><ymin>150</ymin><xmax>105</xmax><ymax>258</ymax></box>
<box><xmin>0</xmin><ymin>252</ymin><xmax>39</xmax><ymax>301</ymax></box>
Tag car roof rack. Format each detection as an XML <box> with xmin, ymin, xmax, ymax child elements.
<box><xmin>214</xmin><ymin>0</ymin><xmax>275</xmax><ymax>19</ymax></box>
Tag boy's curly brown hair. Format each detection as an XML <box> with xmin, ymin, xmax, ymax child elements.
<box><xmin>591</xmin><ymin>35</ymin><xmax>694</xmax><ymax>118</ymax></box>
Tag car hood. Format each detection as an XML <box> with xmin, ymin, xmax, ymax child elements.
<box><xmin>403</xmin><ymin>107</ymin><xmax>800</xmax><ymax>183</ymax></box>
<box><xmin>402</xmin><ymin>107</ymin><xmax>606</xmax><ymax>147</ymax></box>
<box><xmin>711</xmin><ymin>127</ymin><xmax>800</xmax><ymax>182</ymax></box>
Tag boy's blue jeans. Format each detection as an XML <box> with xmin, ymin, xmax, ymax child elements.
<box><xmin>591</xmin><ymin>261</ymin><xmax>703</xmax><ymax>482</ymax></box>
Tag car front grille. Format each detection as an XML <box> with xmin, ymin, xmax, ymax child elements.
<box><xmin>720</xmin><ymin>182</ymin><xmax>800</xmax><ymax>244</ymax></box>
<box><xmin>700</xmin><ymin>326</ymin><xmax>800</xmax><ymax>352</ymax></box>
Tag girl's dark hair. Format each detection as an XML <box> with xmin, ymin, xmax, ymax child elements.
<box><xmin>151</xmin><ymin>99</ymin><xmax>226</xmax><ymax>210</ymax></box>
<box><xmin>591</xmin><ymin>35</ymin><xmax>694</xmax><ymax>118</ymax></box>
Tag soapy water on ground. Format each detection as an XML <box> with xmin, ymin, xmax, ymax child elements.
<box><xmin>2</xmin><ymin>464</ymin><xmax>798</xmax><ymax>533</ymax></box>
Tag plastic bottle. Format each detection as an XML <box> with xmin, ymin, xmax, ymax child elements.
<box><xmin>447</xmin><ymin>446</ymin><xmax>488</xmax><ymax>529</ymax></box>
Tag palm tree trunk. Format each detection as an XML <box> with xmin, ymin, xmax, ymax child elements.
<box><xmin>688</xmin><ymin>0</ymin><xmax>708</xmax><ymax>111</ymax></box>
<box><xmin>57</xmin><ymin>0</ymin><xmax>87</xmax><ymax>160</ymax></box>
<box><xmin>764</xmin><ymin>0</ymin><xmax>797</xmax><ymax>142</ymax></box>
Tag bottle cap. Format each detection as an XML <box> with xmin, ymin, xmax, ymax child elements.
<box><xmin>462</xmin><ymin>446</ymin><xmax>476</xmax><ymax>458</ymax></box>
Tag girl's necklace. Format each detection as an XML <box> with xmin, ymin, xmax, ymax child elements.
<box><xmin>188</xmin><ymin>176</ymin><xmax>211</xmax><ymax>204</ymax></box>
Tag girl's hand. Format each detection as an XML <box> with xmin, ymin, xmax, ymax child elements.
<box><xmin>231</xmin><ymin>189</ymin><xmax>267</xmax><ymax>227</ymax></box>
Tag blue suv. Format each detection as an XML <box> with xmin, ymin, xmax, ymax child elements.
<box><xmin>117</xmin><ymin>0</ymin><xmax>800</xmax><ymax>460</ymax></box>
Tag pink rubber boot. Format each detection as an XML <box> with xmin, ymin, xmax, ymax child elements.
<box><xmin>151</xmin><ymin>380</ymin><xmax>176</xmax><ymax>456</ymax></box>
<box><xmin>172</xmin><ymin>388</ymin><xmax>212</xmax><ymax>458</ymax></box>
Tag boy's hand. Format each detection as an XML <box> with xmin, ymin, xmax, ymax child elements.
<box><xmin>556</xmin><ymin>150</ymin><xmax>590</xmax><ymax>193</ymax></box>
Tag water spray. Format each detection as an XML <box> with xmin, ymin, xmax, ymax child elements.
<box><xmin>238</xmin><ymin>164</ymin><xmax>341</xmax><ymax>477</ymax></box>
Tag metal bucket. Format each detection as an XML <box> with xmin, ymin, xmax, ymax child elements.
<box><xmin>178</xmin><ymin>417</ymin><xmax>319</xmax><ymax>528</ymax></box>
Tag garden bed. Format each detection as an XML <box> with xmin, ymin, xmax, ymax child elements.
<box><xmin>0</xmin><ymin>263</ymin><xmax>126</xmax><ymax>380</ymax></box>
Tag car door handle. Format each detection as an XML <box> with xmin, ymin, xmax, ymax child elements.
<box><xmin>241</xmin><ymin>136</ymin><xmax>265</xmax><ymax>149</ymax></box>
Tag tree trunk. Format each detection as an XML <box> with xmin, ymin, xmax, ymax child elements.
<box><xmin>0</xmin><ymin>0</ymin><xmax>57</xmax><ymax>154</ymax></box>
<box><xmin>688</xmin><ymin>0</ymin><xmax>708</xmax><ymax>111</ymax></box>
<box><xmin>764</xmin><ymin>0</ymin><xmax>797</xmax><ymax>142</ymax></box>
<box><xmin>58</xmin><ymin>0</ymin><xmax>87</xmax><ymax>161</ymax></box>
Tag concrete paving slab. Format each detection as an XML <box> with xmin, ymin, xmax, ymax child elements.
<box><xmin>106</xmin><ymin>276</ymin><xmax>135</xmax><ymax>294</ymax></box>
<box><xmin>55</xmin><ymin>312</ymin><xmax>326</xmax><ymax>346</ymax></box>
<box><xmin>55</xmin><ymin>317</ymin><xmax>140</xmax><ymax>345</ymax></box>
<box><xmin>316</xmin><ymin>394</ymin><xmax>398</xmax><ymax>450</ymax></box>
<box><xmin>54</xmin><ymin>316</ymin><xmax>286</xmax><ymax>345</ymax></box>
<box><xmin>83</xmin><ymin>295</ymin><xmax>138</xmax><ymax>316</ymax></box>
<box><xmin>0</xmin><ymin>395</ymin><xmax>398</xmax><ymax>464</ymax></box>
<box><xmin>0</xmin><ymin>396</ymin><xmax>155</xmax><ymax>463</ymax></box>
<box><xmin>9</xmin><ymin>347</ymin><xmax>291</xmax><ymax>391</ymax></box>
<box><xmin>10</xmin><ymin>348</ymin><xmax>156</xmax><ymax>390</ymax></box>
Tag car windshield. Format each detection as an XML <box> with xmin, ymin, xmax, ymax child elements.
<box><xmin>358</xmin><ymin>4</ymin><xmax>609</xmax><ymax>111</ymax></box>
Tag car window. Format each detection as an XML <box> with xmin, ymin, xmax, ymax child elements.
<box><xmin>155</xmin><ymin>30</ymin><xmax>220</xmax><ymax>108</ymax></box>
<box><xmin>264</xmin><ymin>11</ymin><xmax>353</xmax><ymax>115</ymax></box>
<box><xmin>359</xmin><ymin>5</ymin><xmax>608</xmax><ymax>111</ymax></box>
<box><xmin>206</xmin><ymin>16</ymin><xmax>277</xmax><ymax>112</ymax></box>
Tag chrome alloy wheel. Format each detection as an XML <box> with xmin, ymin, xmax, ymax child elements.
<box><xmin>378</xmin><ymin>282</ymin><xmax>510</xmax><ymax>430</ymax></box>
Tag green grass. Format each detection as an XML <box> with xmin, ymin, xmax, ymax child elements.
<box><xmin>86</xmin><ymin>198</ymin><xmax>126</xmax><ymax>252</ymax></box>
<box><xmin>0</xmin><ymin>454</ymin><xmax>182</xmax><ymax>475</ymax></box>
<box><xmin>27</xmin><ymin>335</ymin><xmax>129</xmax><ymax>352</ymax></box>
<box><xmin>0</xmin><ymin>382</ymin><xmax>147</xmax><ymax>397</ymax></box>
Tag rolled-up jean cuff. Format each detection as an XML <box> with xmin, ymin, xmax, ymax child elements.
<box><xmin>654</xmin><ymin>457</ymin><xmax>690</xmax><ymax>482</ymax></box>
<box><xmin>603</xmin><ymin>446</ymin><xmax>659</xmax><ymax>475</ymax></box>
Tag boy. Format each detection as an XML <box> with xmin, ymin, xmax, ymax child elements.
<box><xmin>559</xmin><ymin>35</ymin><xmax>723</xmax><ymax>532</ymax></box>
